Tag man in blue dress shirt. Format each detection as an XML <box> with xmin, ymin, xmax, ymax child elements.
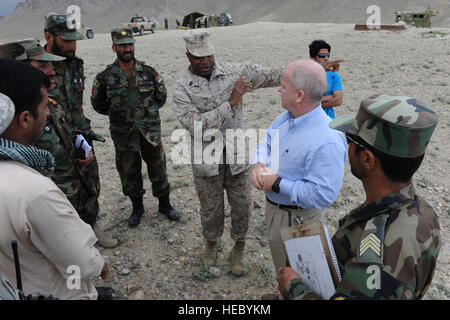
<box><xmin>250</xmin><ymin>60</ymin><xmax>347</xmax><ymax>278</ymax></box>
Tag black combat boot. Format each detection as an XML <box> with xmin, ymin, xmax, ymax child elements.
<box><xmin>158</xmin><ymin>193</ymin><xmax>180</xmax><ymax>221</ymax></box>
<box><xmin>128</xmin><ymin>196</ymin><xmax>145</xmax><ymax>228</ymax></box>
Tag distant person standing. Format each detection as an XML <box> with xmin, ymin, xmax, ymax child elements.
<box><xmin>91</xmin><ymin>28</ymin><xmax>181</xmax><ymax>228</ymax></box>
<box><xmin>164</xmin><ymin>17</ymin><xmax>168</xmax><ymax>30</ymax></box>
<box><xmin>309</xmin><ymin>40</ymin><xmax>343</xmax><ymax>119</ymax></box>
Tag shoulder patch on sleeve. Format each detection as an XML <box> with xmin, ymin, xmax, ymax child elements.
<box><xmin>91</xmin><ymin>78</ymin><xmax>100</xmax><ymax>99</ymax></box>
<box><xmin>356</xmin><ymin>214</ymin><xmax>388</xmax><ymax>265</ymax></box>
<box><xmin>156</xmin><ymin>74</ymin><xmax>164</xmax><ymax>84</ymax></box>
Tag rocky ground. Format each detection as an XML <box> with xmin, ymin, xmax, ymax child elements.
<box><xmin>73</xmin><ymin>22</ymin><xmax>450</xmax><ymax>299</ymax></box>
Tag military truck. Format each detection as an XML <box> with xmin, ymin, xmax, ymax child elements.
<box><xmin>394</xmin><ymin>5</ymin><xmax>439</xmax><ymax>28</ymax></box>
<box><xmin>219</xmin><ymin>13</ymin><xmax>233</xmax><ymax>26</ymax></box>
<box><xmin>122</xmin><ymin>16</ymin><xmax>156</xmax><ymax>35</ymax></box>
<box><xmin>80</xmin><ymin>24</ymin><xmax>94</xmax><ymax>39</ymax></box>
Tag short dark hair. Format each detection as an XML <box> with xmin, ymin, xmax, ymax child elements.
<box><xmin>309</xmin><ymin>40</ymin><xmax>331</xmax><ymax>58</ymax></box>
<box><xmin>0</xmin><ymin>58</ymin><xmax>50</xmax><ymax>118</ymax></box>
<box><xmin>349</xmin><ymin>134</ymin><xmax>424</xmax><ymax>182</ymax></box>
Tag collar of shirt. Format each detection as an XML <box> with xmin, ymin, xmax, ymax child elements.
<box><xmin>340</xmin><ymin>183</ymin><xmax>416</xmax><ymax>229</ymax></box>
<box><xmin>284</xmin><ymin>104</ymin><xmax>324</xmax><ymax>130</ymax></box>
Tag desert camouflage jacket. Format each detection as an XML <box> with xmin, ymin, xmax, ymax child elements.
<box><xmin>283</xmin><ymin>184</ymin><xmax>441</xmax><ymax>300</ymax></box>
<box><xmin>172</xmin><ymin>61</ymin><xmax>282</xmax><ymax>177</ymax></box>
<box><xmin>33</xmin><ymin>97</ymin><xmax>84</xmax><ymax>184</ymax></box>
<box><xmin>50</xmin><ymin>56</ymin><xmax>104</xmax><ymax>143</ymax></box>
<box><xmin>91</xmin><ymin>59</ymin><xmax>166</xmax><ymax>151</ymax></box>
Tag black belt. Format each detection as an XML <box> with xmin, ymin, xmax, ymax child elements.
<box><xmin>266</xmin><ymin>196</ymin><xmax>303</xmax><ymax>210</ymax></box>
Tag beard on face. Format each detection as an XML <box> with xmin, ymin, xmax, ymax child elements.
<box><xmin>116</xmin><ymin>49</ymin><xmax>135</xmax><ymax>63</ymax></box>
<box><xmin>51</xmin><ymin>38</ymin><xmax>75</xmax><ymax>60</ymax></box>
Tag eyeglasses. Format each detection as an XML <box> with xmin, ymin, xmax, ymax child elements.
<box><xmin>346</xmin><ymin>134</ymin><xmax>366</xmax><ymax>149</ymax></box>
<box><xmin>317</xmin><ymin>53</ymin><xmax>330</xmax><ymax>58</ymax></box>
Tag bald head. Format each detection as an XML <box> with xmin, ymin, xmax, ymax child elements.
<box><xmin>285</xmin><ymin>60</ymin><xmax>327</xmax><ymax>103</ymax></box>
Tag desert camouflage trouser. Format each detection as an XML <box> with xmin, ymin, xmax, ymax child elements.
<box><xmin>55</xmin><ymin>149</ymin><xmax>100</xmax><ymax>227</ymax></box>
<box><xmin>115</xmin><ymin>133</ymin><xmax>170</xmax><ymax>199</ymax></box>
<box><xmin>193</xmin><ymin>165</ymin><xmax>251</xmax><ymax>241</ymax></box>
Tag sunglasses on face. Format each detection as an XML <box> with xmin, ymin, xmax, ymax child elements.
<box><xmin>346</xmin><ymin>134</ymin><xmax>366</xmax><ymax>150</ymax></box>
<box><xmin>317</xmin><ymin>53</ymin><xmax>330</xmax><ymax>58</ymax></box>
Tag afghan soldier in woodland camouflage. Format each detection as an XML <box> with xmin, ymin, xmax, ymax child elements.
<box><xmin>42</xmin><ymin>13</ymin><xmax>117</xmax><ymax>247</ymax></box>
<box><xmin>277</xmin><ymin>94</ymin><xmax>441</xmax><ymax>300</ymax></box>
<box><xmin>91</xmin><ymin>27</ymin><xmax>180</xmax><ymax>228</ymax></box>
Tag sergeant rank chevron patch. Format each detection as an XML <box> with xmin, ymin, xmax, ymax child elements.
<box><xmin>359</xmin><ymin>233</ymin><xmax>381</xmax><ymax>257</ymax></box>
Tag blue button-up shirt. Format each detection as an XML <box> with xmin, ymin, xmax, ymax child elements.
<box><xmin>254</xmin><ymin>105</ymin><xmax>347</xmax><ymax>209</ymax></box>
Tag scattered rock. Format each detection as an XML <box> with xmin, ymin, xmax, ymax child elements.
<box><xmin>418</xmin><ymin>181</ymin><xmax>428</xmax><ymax>188</ymax></box>
<box><xmin>168</xmin><ymin>238</ymin><xmax>175</xmax><ymax>245</ymax></box>
<box><xmin>136</xmin><ymin>270</ymin><xmax>146</xmax><ymax>278</ymax></box>
<box><xmin>133</xmin><ymin>290</ymin><xmax>145</xmax><ymax>300</ymax></box>
<box><xmin>128</xmin><ymin>288</ymin><xmax>144</xmax><ymax>300</ymax></box>
<box><xmin>127</xmin><ymin>285</ymin><xmax>138</xmax><ymax>295</ymax></box>
<box><xmin>210</xmin><ymin>267</ymin><xmax>221</xmax><ymax>278</ymax></box>
<box><xmin>121</xmin><ymin>268</ymin><xmax>131</xmax><ymax>276</ymax></box>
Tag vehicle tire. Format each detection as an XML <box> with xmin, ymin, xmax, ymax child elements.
<box><xmin>86</xmin><ymin>30</ymin><xmax>94</xmax><ymax>39</ymax></box>
<box><xmin>140</xmin><ymin>26</ymin><xmax>145</xmax><ymax>36</ymax></box>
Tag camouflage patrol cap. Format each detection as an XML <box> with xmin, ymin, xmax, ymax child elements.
<box><xmin>329</xmin><ymin>94</ymin><xmax>438</xmax><ymax>158</ymax></box>
<box><xmin>0</xmin><ymin>93</ymin><xmax>15</xmax><ymax>135</ymax></box>
<box><xmin>111</xmin><ymin>27</ymin><xmax>135</xmax><ymax>45</ymax></box>
<box><xmin>183</xmin><ymin>30</ymin><xmax>215</xmax><ymax>57</ymax></box>
<box><xmin>0</xmin><ymin>39</ymin><xmax>65</xmax><ymax>62</ymax></box>
<box><xmin>45</xmin><ymin>13</ymin><xmax>84</xmax><ymax>41</ymax></box>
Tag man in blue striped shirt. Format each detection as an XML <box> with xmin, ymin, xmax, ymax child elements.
<box><xmin>250</xmin><ymin>60</ymin><xmax>347</xmax><ymax>279</ymax></box>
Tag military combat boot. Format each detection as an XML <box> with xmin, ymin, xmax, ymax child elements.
<box><xmin>128</xmin><ymin>196</ymin><xmax>145</xmax><ymax>228</ymax></box>
<box><xmin>201</xmin><ymin>239</ymin><xmax>218</xmax><ymax>266</ymax></box>
<box><xmin>158</xmin><ymin>193</ymin><xmax>180</xmax><ymax>221</ymax></box>
<box><xmin>93</xmin><ymin>224</ymin><xmax>118</xmax><ymax>248</ymax></box>
<box><xmin>230</xmin><ymin>240</ymin><xmax>245</xmax><ymax>276</ymax></box>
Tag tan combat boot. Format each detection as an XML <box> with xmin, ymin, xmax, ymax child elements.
<box><xmin>230</xmin><ymin>240</ymin><xmax>245</xmax><ymax>276</ymax></box>
<box><xmin>201</xmin><ymin>239</ymin><xmax>218</xmax><ymax>266</ymax></box>
<box><xmin>93</xmin><ymin>225</ymin><xmax>118</xmax><ymax>248</ymax></box>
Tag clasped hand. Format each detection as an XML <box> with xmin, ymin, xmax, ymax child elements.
<box><xmin>250</xmin><ymin>162</ymin><xmax>279</xmax><ymax>191</ymax></box>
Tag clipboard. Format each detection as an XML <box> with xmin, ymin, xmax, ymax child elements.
<box><xmin>281</xmin><ymin>219</ymin><xmax>342</xmax><ymax>294</ymax></box>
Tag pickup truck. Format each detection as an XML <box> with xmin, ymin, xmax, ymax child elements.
<box><xmin>121</xmin><ymin>16</ymin><xmax>156</xmax><ymax>35</ymax></box>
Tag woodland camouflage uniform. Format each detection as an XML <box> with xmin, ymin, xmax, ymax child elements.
<box><xmin>283</xmin><ymin>94</ymin><xmax>441</xmax><ymax>300</ymax></box>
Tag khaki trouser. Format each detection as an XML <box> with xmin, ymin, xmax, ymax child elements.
<box><xmin>265</xmin><ymin>199</ymin><xmax>322</xmax><ymax>277</ymax></box>
<box><xmin>193</xmin><ymin>165</ymin><xmax>251</xmax><ymax>241</ymax></box>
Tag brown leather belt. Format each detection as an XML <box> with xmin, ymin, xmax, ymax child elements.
<box><xmin>266</xmin><ymin>196</ymin><xmax>303</xmax><ymax>210</ymax></box>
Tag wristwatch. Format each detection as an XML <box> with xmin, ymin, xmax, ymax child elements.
<box><xmin>272</xmin><ymin>177</ymin><xmax>282</xmax><ymax>193</ymax></box>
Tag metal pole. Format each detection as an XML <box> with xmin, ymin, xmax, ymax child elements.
<box><xmin>11</xmin><ymin>240</ymin><xmax>23</xmax><ymax>292</ymax></box>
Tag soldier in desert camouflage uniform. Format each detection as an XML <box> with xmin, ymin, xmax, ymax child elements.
<box><xmin>277</xmin><ymin>94</ymin><xmax>441</xmax><ymax>300</ymax></box>
<box><xmin>172</xmin><ymin>30</ymin><xmax>283</xmax><ymax>276</ymax></box>
<box><xmin>41</xmin><ymin>14</ymin><xmax>116</xmax><ymax>247</ymax></box>
<box><xmin>91</xmin><ymin>27</ymin><xmax>180</xmax><ymax>228</ymax></box>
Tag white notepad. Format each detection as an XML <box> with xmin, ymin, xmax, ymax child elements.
<box><xmin>282</xmin><ymin>219</ymin><xmax>342</xmax><ymax>299</ymax></box>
